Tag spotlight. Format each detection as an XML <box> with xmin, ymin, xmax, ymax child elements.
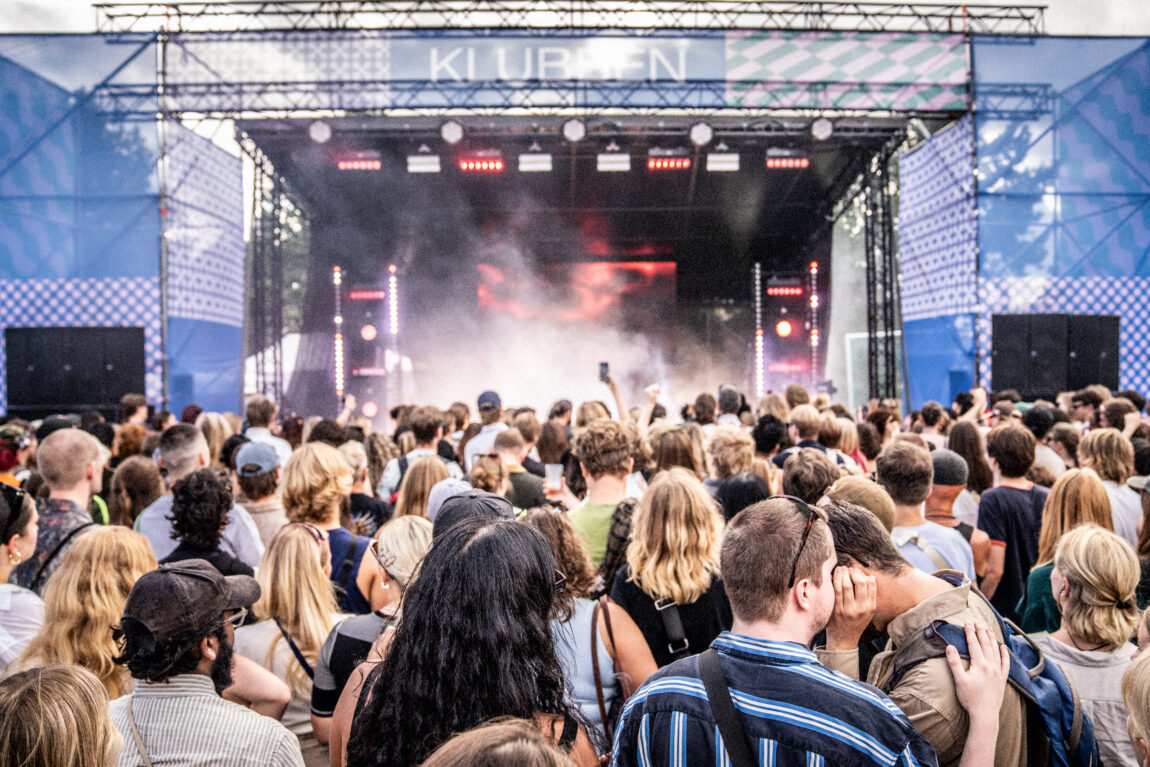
<box><xmin>706</xmin><ymin>153</ymin><xmax>739</xmax><ymax>172</ymax></box>
<box><xmin>647</xmin><ymin>148</ymin><xmax>690</xmax><ymax>171</ymax></box>
<box><xmin>776</xmin><ymin>320</ymin><xmax>793</xmax><ymax>338</ymax></box>
<box><xmin>440</xmin><ymin>120</ymin><xmax>464</xmax><ymax>145</ymax></box>
<box><xmin>519</xmin><ymin>142</ymin><xmax>552</xmax><ymax>173</ymax></box>
<box><xmin>597</xmin><ymin>142</ymin><xmax>630</xmax><ymax>172</ymax></box>
<box><xmin>459</xmin><ymin>151</ymin><xmax>504</xmax><ymax>172</ymax></box>
<box><xmin>688</xmin><ymin>122</ymin><xmax>714</xmax><ymax>147</ymax></box>
<box><xmin>335</xmin><ymin>151</ymin><xmax>382</xmax><ymax>171</ymax></box>
<box><xmin>361</xmin><ymin>324</ymin><xmax>378</xmax><ymax>342</ymax></box>
<box><xmin>407</xmin><ymin>145</ymin><xmax>441</xmax><ymax>174</ymax></box>
<box><xmin>561</xmin><ymin>118</ymin><xmax>587</xmax><ymax>143</ymax></box>
<box><xmin>811</xmin><ymin>118</ymin><xmax>834</xmax><ymax>142</ymax></box>
<box><xmin>308</xmin><ymin>120</ymin><xmax>332</xmax><ymax>144</ymax></box>
<box><xmin>362</xmin><ymin>401</ymin><xmax>379</xmax><ymax>418</ymax></box>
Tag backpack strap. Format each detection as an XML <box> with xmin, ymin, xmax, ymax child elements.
<box><xmin>590</xmin><ymin>598</ymin><xmax>611</xmax><ymax>734</ymax></box>
<box><xmin>654</xmin><ymin>597</ymin><xmax>690</xmax><ymax>660</ymax></box>
<box><xmin>274</xmin><ymin>617</ymin><xmax>315</xmax><ymax>680</ymax></box>
<box><xmin>885</xmin><ymin>620</ymin><xmax>959</xmax><ymax>692</ymax></box>
<box><xmin>892</xmin><ymin>527</ymin><xmax>951</xmax><ymax>571</ymax></box>
<box><xmin>32</xmin><ymin>522</ymin><xmax>94</xmax><ymax>591</ymax></box>
<box><xmin>699</xmin><ymin>649</ymin><xmax>757</xmax><ymax>767</ymax></box>
<box><xmin>332</xmin><ymin>534</ymin><xmax>358</xmax><ymax>598</ymax></box>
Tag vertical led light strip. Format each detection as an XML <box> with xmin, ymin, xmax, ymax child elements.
<box><xmin>753</xmin><ymin>262</ymin><xmax>764</xmax><ymax>398</ymax></box>
<box><xmin>333</xmin><ymin>266</ymin><xmax>344</xmax><ymax>398</ymax></box>
<box><xmin>808</xmin><ymin>261</ymin><xmax>819</xmax><ymax>384</ymax></box>
<box><xmin>388</xmin><ymin>264</ymin><xmax>399</xmax><ymax>336</ymax></box>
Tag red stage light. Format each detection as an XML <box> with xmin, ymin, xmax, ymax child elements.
<box><xmin>348</xmin><ymin>290</ymin><xmax>387</xmax><ymax>300</ymax></box>
<box><xmin>647</xmin><ymin>158</ymin><xmax>691</xmax><ymax>170</ymax></box>
<box><xmin>337</xmin><ymin>159</ymin><xmax>382</xmax><ymax>171</ymax></box>
<box><xmin>459</xmin><ymin>159</ymin><xmax>505</xmax><ymax>172</ymax></box>
<box><xmin>351</xmin><ymin>367</ymin><xmax>387</xmax><ymax>376</ymax></box>
<box><xmin>766</xmin><ymin>286</ymin><xmax>804</xmax><ymax>297</ymax></box>
<box><xmin>360</xmin><ymin>324</ymin><xmax>378</xmax><ymax>342</ymax></box>
<box><xmin>766</xmin><ymin>157</ymin><xmax>810</xmax><ymax>169</ymax></box>
<box><xmin>768</xmin><ymin>362</ymin><xmax>807</xmax><ymax>373</ymax></box>
<box><xmin>776</xmin><ymin>320</ymin><xmax>793</xmax><ymax>337</ymax></box>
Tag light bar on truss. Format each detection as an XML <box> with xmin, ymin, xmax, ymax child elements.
<box><xmin>336</xmin><ymin>151</ymin><xmax>382</xmax><ymax>171</ymax></box>
<box><xmin>459</xmin><ymin>151</ymin><xmax>504</xmax><ymax>172</ymax></box>
<box><xmin>706</xmin><ymin>153</ymin><xmax>740</xmax><ymax>172</ymax></box>
<box><xmin>519</xmin><ymin>153</ymin><xmax>553</xmax><ymax>172</ymax></box>
<box><xmin>407</xmin><ymin>154</ymin><xmax>441</xmax><ymax>174</ymax></box>
<box><xmin>388</xmin><ymin>265</ymin><xmax>399</xmax><ymax>336</ymax></box>
<box><xmin>333</xmin><ymin>266</ymin><xmax>344</xmax><ymax>398</ymax></box>
<box><xmin>597</xmin><ymin>141</ymin><xmax>630</xmax><ymax>172</ymax></box>
<box><xmin>766</xmin><ymin>148</ymin><xmax>810</xmax><ymax>170</ymax></box>
<box><xmin>766</xmin><ymin>286</ymin><xmax>804</xmax><ymax>297</ymax></box>
<box><xmin>647</xmin><ymin>148</ymin><xmax>691</xmax><ymax>171</ymax></box>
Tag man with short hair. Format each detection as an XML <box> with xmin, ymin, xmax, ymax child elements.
<box><xmin>919</xmin><ymin>401</ymin><xmax>946</xmax><ymax>450</ymax></box>
<box><xmin>816</xmin><ymin>500</ymin><xmax>1025</xmax><ymax>767</ymax></box>
<box><xmin>716</xmin><ymin>384</ymin><xmax>742</xmax><ymax>427</ymax></box>
<box><xmin>782</xmin><ymin>447</ymin><xmax>841</xmax><ymax>504</ymax></box>
<box><xmin>512</xmin><ymin>410</ymin><xmax>546</xmax><ymax>477</ymax></box>
<box><xmin>925</xmin><ymin>449</ymin><xmax>991</xmax><ymax>578</ymax></box>
<box><xmin>234</xmin><ymin>441</ymin><xmax>288</xmax><ymax>548</ymax></box>
<box><xmin>244</xmin><ymin>394</ymin><xmax>292</xmax><ymax>465</ymax></box>
<box><xmin>613</xmin><ymin>497</ymin><xmax>937</xmax><ymax>767</ymax></box>
<box><xmin>109</xmin><ymin>559</ymin><xmax>303</xmax><ymax>767</ymax></box>
<box><xmin>751</xmin><ymin>413</ymin><xmax>787</xmax><ymax>460</ymax></box>
<box><xmin>977</xmin><ymin>422</ymin><xmax>1048</xmax><ymax>623</ymax></box>
<box><xmin>772</xmin><ymin>404</ymin><xmax>843</xmax><ymax>468</ymax></box>
<box><xmin>876</xmin><ymin>442</ymin><xmax>976</xmax><ymax>581</ymax></box>
<box><xmin>377</xmin><ymin>405</ymin><xmax>463</xmax><ymax>500</ymax></box>
<box><xmin>694</xmin><ymin>392</ymin><xmax>718</xmax><ymax>436</ymax></box>
<box><xmin>1022</xmin><ymin>405</ymin><xmax>1065</xmax><ymax>480</ymax></box>
<box><xmin>462</xmin><ymin>391</ymin><xmax>509</xmax><ymax>472</ymax></box>
<box><xmin>134</xmin><ymin>424</ymin><xmax>264</xmax><ymax>569</ymax></box>
<box><xmin>567</xmin><ymin>419</ymin><xmax>631</xmax><ymax>568</ymax></box>
<box><xmin>494</xmin><ymin>428</ymin><xmax>547</xmax><ymax>509</ymax></box>
<box><xmin>704</xmin><ymin>425</ymin><xmax>754</xmax><ymax>496</ymax></box>
<box><xmin>119</xmin><ymin>393</ymin><xmax>148</xmax><ymax>426</ymax></box>
<box><xmin>11</xmin><ymin>428</ymin><xmax>105</xmax><ymax>594</ymax></box>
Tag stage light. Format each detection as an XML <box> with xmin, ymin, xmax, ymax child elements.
<box><xmin>765</xmin><ymin>156</ymin><xmax>810</xmax><ymax>169</ymax></box>
<box><xmin>766</xmin><ymin>286</ymin><xmax>804</xmax><ymax>297</ymax></box>
<box><xmin>776</xmin><ymin>320</ymin><xmax>793</xmax><ymax>337</ymax></box>
<box><xmin>459</xmin><ymin>152</ymin><xmax>505</xmax><ymax>172</ymax></box>
<box><xmin>334</xmin><ymin>332</ymin><xmax>344</xmax><ymax>397</ymax></box>
<box><xmin>811</xmin><ymin>117</ymin><xmax>834</xmax><ymax>142</ymax></box>
<box><xmin>336</xmin><ymin>150</ymin><xmax>382</xmax><ymax>171</ymax></box>
<box><xmin>810</xmin><ymin>261</ymin><xmax>819</xmax><ymax>275</ymax></box>
<box><xmin>706</xmin><ymin>153</ymin><xmax>740</xmax><ymax>172</ymax></box>
<box><xmin>333</xmin><ymin>265</ymin><xmax>344</xmax><ymax>398</ymax></box>
<box><xmin>352</xmin><ymin>367</ymin><xmax>387</xmax><ymax>376</ymax></box>
<box><xmin>388</xmin><ymin>266</ymin><xmax>399</xmax><ymax>336</ymax></box>
<box><xmin>309</xmin><ymin>120</ymin><xmax>332</xmax><ymax>144</ymax></box>
<box><xmin>562</xmin><ymin>118</ymin><xmax>587</xmax><ymax>143</ymax></box>
<box><xmin>440</xmin><ymin>120</ymin><xmax>464</xmax><ymax>145</ymax></box>
<box><xmin>519</xmin><ymin>150</ymin><xmax>553</xmax><ymax>172</ymax></box>
<box><xmin>348</xmin><ymin>290</ymin><xmax>387</xmax><ymax>300</ymax></box>
<box><xmin>407</xmin><ymin>148</ymin><xmax>441</xmax><ymax>174</ymax></box>
<box><xmin>361</xmin><ymin>324</ymin><xmax>378</xmax><ymax>342</ymax></box>
<box><xmin>597</xmin><ymin>143</ymin><xmax>630</xmax><ymax>172</ymax></box>
<box><xmin>362</xmin><ymin>401</ymin><xmax>379</xmax><ymax>418</ymax></box>
<box><xmin>768</xmin><ymin>362</ymin><xmax>807</xmax><ymax>373</ymax></box>
<box><xmin>647</xmin><ymin>157</ymin><xmax>691</xmax><ymax>171</ymax></box>
<box><xmin>688</xmin><ymin>122</ymin><xmax>714</xmax><ymax>147</ymax></box>
<box><xmin>753</xmin><ymin>262</ymin><xmax>764</xmax><ymax>398</ymax></box>
<box><xmin>810</xmin><ymin>328</ymin><xmax>820</xmax><ymax>348</ymax></box>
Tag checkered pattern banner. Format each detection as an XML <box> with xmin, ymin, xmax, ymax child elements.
<box><xmin>976</xmin><ymin>276</ymin><xmax>1150</xmax><ymax>394</ymax></box>
<box><xmin>0</xmin><ymin>277</ymin><xmax>163</xmax><ymax>414</ymax></box>
<box><xmin>726</xmin><ymin>31</ymin><xmax>968</xmax><ymax>111</ymax></box>
<box><xmin>898</xmin><ymin>115</ymin><xmax>977</xmax><ymax>321</ymax></box>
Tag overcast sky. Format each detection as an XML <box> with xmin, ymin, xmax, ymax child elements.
<box><xmin>1</xmin><ymin>0</ymin><xmax>1149</xmax><ymax>35</ymax></box>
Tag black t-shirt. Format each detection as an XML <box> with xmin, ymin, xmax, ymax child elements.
<box><xmin>349</xmin><ymin>493</ymin><xmax>392</xmax><ymax>534</ymax></box>
<box><xmin>311</xmin><ymin>610</ymin><xmax>397</xmax><ymax>717</ymax></box>
<box><xmin>161</xmin><ymin>544</ymin><xmax>255</xmax><ymax>578</ymax></box>
<box><xmin>976</xmin><ymin>484</ymin><xmax>1048</xmax><ymax>623</ymax></box>
<box><xmin>609</xmin><ymin>565</ymin><xmax>733</xmax><ymax>668</ymax></box>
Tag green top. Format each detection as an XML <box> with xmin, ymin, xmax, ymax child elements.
<box><xmin>566</xmin><ymin>502</ymin><xmax>617</xmax><ymax>569</ymax></box>
<box><xmin>1017</xmin><ymin>561</ymin><xmax>1061</xmax><ymax>635</ymax></box>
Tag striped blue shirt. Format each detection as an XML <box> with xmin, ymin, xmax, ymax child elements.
<box><xmin>611</xmin><ymin>632</ymin><xmax>938</xmax><ymax>767</ymax></box>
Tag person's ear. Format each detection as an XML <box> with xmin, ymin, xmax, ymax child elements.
<box><xmin>200</xmin><ymin>633</ymin><xmax>219</xmax><ymax>662</ymax></box>
<box><xmin>198</xmin><ymin>450</ymin><xmax>209</xmax><ymax>467</ymax></box>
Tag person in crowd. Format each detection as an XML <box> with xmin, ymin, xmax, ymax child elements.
<box><xmin>160</xmin><ymin>467</ymin><xmax>254</xmax><ymax>578</ymax></box>
<box><xmin>756</xmin><ymin>391</ymin><xmax>790</xmax><ymax>422</ymax></box>
<box><xmin>134</xmin><ymin>423</ymin><xmax>264</xmax><ymax>569</ymax></box>
<box><xmin>750</xmin><ymin>413</ymin><xmax>787</xmax><ymax>464</ymax></box>
<box><xmin>816</xmin><ymin>498</ymin><xmax>1026</xmax><ymax>766</ymax></box>
<box><xmin>1017</xmin><ymin>468</ymin><xmax>1114</xmax><ymax>633</ymax></box>
<box><xmin>234</xmin><ymin>441</ymin><xmax>289</xmax><ymax>548</ymax></box>
<box><xmin>394</xmin><ymin>455</ymin><xmax>451</xmax><ymax>519</ymax></box>
<box><xmin>878</xmin><ymin>442</ymin><xmax>976</xmax><ymax>581</ymax></box>
<box><xmin>609</xmin><ymin>468</ymin><xmax>731</xmax><ymax>667</ymax></box>
<box><xmin>1071</xmin><ymin>388</ymin><xmax>1105</xmax><ymax>430</ymax></box>
<box><xmin>978</xmin><ymin>422</ymin><xmax>1049</xmax><ymax>623</ymax></box>
<box><xmin>108</xmin><ymin>454</ymin><xmax>164</xmax><ymax>527</ymax></box>
<box><xmin>919</xmin><ymin>401</ymin><xmax>947</xmax><ymax>450</ymax></box>
<box><xmin>119</xmin><ymin>393</ymin><xmax>149</xmax><ymax>426</ymax></box>
<box><xmin>781</xmin><ymin>447</ymin><xmax>842</xmax><ymax>504</ymax></box>
<box><xmin>419</xmin><ymin>717</ymin><xmax>572</xmax><ymax>767</ymax></box>
<box><xmin>925</xmin><ymin>448</ymin><xmax>991</xmax><ymax>578</ymax></box>
<box><xmin>567</xmin><ymin>419</ymin><xmax>632</xmax><ymax>570</ymax></box>
<box><xmin>856</xmin><ymin>420</ymin><xmax>883</xmax><ymax>474</ymax></box>
<box><xmin>495</xmin><ymin>428</ymin><xmax>548</xmax><ymax>508</ymax></box>
<box><xmin>784</xmin><ymin>382</ymin><xmax>810</xmax><ymax>409</ymax></box>
<box><xmin>339</xmin><ymin>439</ymin><xmax>391</xmax><ymax>535</ymax></box>
<box><xmin>773</xmin><ymin>404</ymin><xmax>841</xmax><ymax>468</ymax></box>
<box><xmin>13</xmin><ymin>526</ymin><xmax>156</xmax><ymax>699</ymax></box>
<box><xmin>1023</xmin><ymin>405</ymin><xmax>1067</xmax><ymax>480</ymax></box>
<box><xmin>245</xmin><ymin>394</ymin><xmax>293</xmax><ymax>464</ymax></box>
<box><xmin>11</xmin><ymin>427</ymin><xmax>106</xmax><ymax>594</ymax></box>
<box><xmin>150</xmin><ymin>409</ymin><xmax>177</xmax><ymax>433</ymax></box>
<box><xmin>513</xmin><ymin>411</ymin><xmax>547</xmax><ymax>477</ymax></box>
<box><xmin>0</xmin><ymin>665</ymin><xmax>121</xmax><ymax>767</ymax></box>
<box><xmin>1033</xmin><ymin>524</ymin><xmax>1140</xmax><ymax>767</ymax></box>
<box><xmin>693</xmin><ymin>392</ymin><xmax>717</xmax><ymax>436</ymax></box>
<box><xmin>613</xmin><ymin>497</ymin><xmax>939</xmax><ymax>767</ymax></box>
<box><xmin>235</xmin><ymin>523</ymin><xmax>342</xmax><ymax>767</ymax></box>
<box><xmin>426</xmin><ymin>477</ymin><xmax>472</xmax><ymax>524</ymax></box>
<box><xmin>116</xmin><ymin>423</ymin><xmax>148</xmax><ymax>465</ymax></box>
<box><xmin>823</xmin><ymin>474</ymin><xmax>896</xmax><ymax>531</ymax></box>
<box><xmin>817</xmin><ymin>411</ymin><xmax>860</xmax><ymax>470</ymax></box>
<box><xmin>109</xmin><ymin>559</ymin><xmax>304</xmax><ymax>766</ymax></box>
<box><xmin>0</xmin><ymin>483</ymin><xmax>40</xmax><ymax>675</ymax></box>
<box><xmin>715</xmin><ymin>471</ymin><xmax>771</xmax><ymax>521</ymax></box>
<box><xmin>376</xmin><ymin>406</ymin><xmax>463</xmax><ymax>501</ymax></box>
<box><xmin>339</xmin><ymin>518</ymin><xmax>599</xmax><ymax>767</ymax></box>
<box><xmin>715</xmin><ymin>384</ymin><xmax>742</xmax><ymax>428</ymax></box>
<box><xmin>463</xmin><ymin>391</ymin><xmax>510</xmax><ymax>472</ymax></box>
<box><xmin>866</xmin><ymin>408</ymin><xmax>902</xmax><ymax>450</ymax></box>
<box><xmin>0</xmin><ymin>422</ymin><xmax>36</xmax><ymax>486</ymax></box>
<box><xmin>649</xmin><ymin>426</ymin><xmax>703</xmax><ymax>478</ymax></box>
<box><xmin>1050</xmin><ymin>422</ymin><xmax>1082</xmax><ymax>471</ymax></box>
<box><xmin>445</xmin><ymin>401</ymin><xmax>470</xmax><ymax>451</ymax></box>
<box><xmin>196</xmin><ymin>411</ymin><xmax>235</xmax><ymax>469</ymax></box>
<box><xmin>946</xmin><ymin>421</ymin><xmax>993</xmax><ymax>527</ymax></box>
<box><xmin>311</xmin><ymin>516</ymin><xmax>432</xmax><ymax>746</ymax></box>
<box><xmin>363</xmin><ymin>432</ymin><xmax>396</xmax><ymax>495</ymax></box>
<box><xmin>431</xmin><ymin>488</ymin><xmax>516</xmax><ymax>540</ymax></box>
<box><xmin>1079</xmin><ymin>427</ymin><xmax>1141</xmax><ymax>545</ymax></box>
<box><xmin>306</xmin><ymin>419</ymin><xmax>349</xmax><ymax>448</ymax></box>
<box><xmin>1124</xmin><ymin>651</ymin><xmax>1150</xmax><ymax>767</ymax></box>
<box><xmin>704</xmin><ymin>425</ymin><xmax>754</xmax><ymax>496</ymax></box>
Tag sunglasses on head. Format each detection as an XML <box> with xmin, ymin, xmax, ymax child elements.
<box><xmin>768</xmin><ymin>494</ymin><xmax>826</xmax><ymax>588</ymax></box>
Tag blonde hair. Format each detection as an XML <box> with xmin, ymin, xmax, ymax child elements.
<box><xmin>195</xmin><ymin>411</ymin><xmax>234</xmax><ymax>469</ymax></box>
<box><xmin>838</xmin><ymin>418</ymin><xmax>859</xmax><ymax>455</ymax></box>
<box><xmin>15</xmin><ymin>527</ymin><xmax>156</xmax><ymax>698</ymax></box>
<box><xmin>0</xmin><ymin>665</ymin><xmax>115</xmax><ymax>767</ymax></box>
<box><xmin>372</xmin><ymin>516</ymin><xmax>433</xmax><ymax>589</ymax></box>
<box><xmin>254</xmin><ymin>524</ymin><xmax>340</xmax><ymax>696</ymax></box>
<box><xmin>1055</xmin><ymin>523</ymin><xmax>1139</xmax><ymax>648</ymax></box>
<box><xmin>469</xmin><ymin>453</ymin><xmax>507</xmax><ymax>494</ymax></box>
<box><xmin>707</xmin><ymin>425</ymin><xmax>754</xmax><ymax>479</ymax></box>
<box><xmin>394</xmin><ymin>456</ymin><xmax>449</xmax><ymax>519</ymax></box>
<box><xmin>1124</xmin><ymin>652</ymin><xmax>1150</xmax><ymax>750</ymax></box>
<box><xmin>574</xmin><ymin>401</ymin><xmax>610</xmax><ymax>429</ymax></box>
<box><xmin>1035</xmin><ymin>468</ymin><xmax>1113</xmax><ymax>566</ymax></box>
<box><xmin>757</xmin><ymin>392</ymin><xmax>789</xmax><ymax>422</ymax></box>
<box><xmin>625</xmin><ymin>467</ymin><xmax>723</xmax><ymax>604</ymax></box>
<box><xmin>1078</xmin><ymin>428</ymin><xmax>1135</xmax><ymax>484</ymax></box>
<box><xmin>282</xmin><ymin>442</ymin><xmax>352</xmax><ymax>524</ymax></box>
<box><xmin>365</xmin><ymin>433</ymin><xmax>399</xmax><ymax>493</ymax></box>
<box><xmin>339</xmin><ymin>440</ymin><xmax>369</xmax><ymax>480</ymax></box>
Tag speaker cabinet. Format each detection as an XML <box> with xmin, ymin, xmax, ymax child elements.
<box><xmin>991</xmin><ymin>314</ymin><xmax>1118</xmax><ymax>400</ymax></box>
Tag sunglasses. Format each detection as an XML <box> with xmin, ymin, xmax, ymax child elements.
<box><xmin>0</xmin><ymin>482</ymin><xmax>27</xmax><ymax>540</ymax></box>
<box><xmin>553</xmin><ymin>569</ymin><xmax>566</xmax><ymax>595</ymax></box>
<box><xmin>769</xmin><ymin>494</ymin><xmax>825</xmax><ymax>588</ymax></box>
<box><xmin>223</xmin><ymin>607</ymin><xmax>248</xmax><ymax>629</ymax></box>
<box><xmin>367</xmin><ymin>537</ymin><xmax>396</xmax><ymax>572</ymax></box>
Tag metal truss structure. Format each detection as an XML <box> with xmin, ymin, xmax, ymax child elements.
<box><xmin>860</xmin><ymin>137</ymin><xmax>903</xmax><ymax>402</ymax></box>
<box><xmin>96</xmin><ymin>1</ymin><xmax>1045</xmax><ymax>35</ymax></box>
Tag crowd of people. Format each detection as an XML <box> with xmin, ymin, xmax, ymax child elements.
<box><xmin>2</xmin><ymin>380</ymin><xmax>1150</xmax><ymax>766</ymax></box>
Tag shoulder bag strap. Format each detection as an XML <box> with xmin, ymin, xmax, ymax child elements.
<box><xmin>333</xmin><ymin>535</ymin><xmax>359</xmax><ymax>595</ymax></box>
<box><xmin>699</xmin><ymin>648</ymin><xmax>757</xmax><ymax>767</ymax></box>
<box><xmin>274</xmin><ymin>617</ymin><xmax>315</xmax><ymax>680</ymax></box>
<box><xmin>654</xmin><ymin>596</ymin><xmax>690</xmax><ymax>660</ymax></box>
<box><xmin>127</xmin><ymin>699</ymin><xmax>155</xmax><ymax>767</ymax></box>
<box><xmin>590</xmin><ymin>599</ymin><xmax>611</xmax><ymax>733</ymax></box>
<box><xmin>892</xmin><ymin>528</ymin><xmax>950</xmax><ymax>571</ymax></box>
<box><xmin>32</xmin><ymin>522</ymin><xmax>94</xmax><ymax>591</ymax></box>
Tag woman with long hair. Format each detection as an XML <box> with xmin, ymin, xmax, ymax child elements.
<box><xmin>13</xmin><ymin>526</ymin><xmax>156</xmax><ymax>698</ymax></box>
<box><xmin>196</xmin><ymin>411</ymin><xmax>235</xmax><ymax>469</ymax></box>
<box><xmin>469</xmin><ymin>453</ymin><xmax>509</xmax><ymax>496</ymax></box>
<box><xmin>1124</xmin><ymin>651</ymin><xmax>1150</xmax><ymax>767</ymax></box>
<box><xmin>1017</xmin><ymin>468</ymin><xmax>1114</xmax><ymax>632</ymax></box>
<box><xmin>1034</xmin><ymin>524</ymin><xmax>1140</xmax><ymax>767</ymax></box>
<box><xmin>108</xmin><ymin>455</ymin><xmax>164</xmax><ymax>527</ymax></box>
<box><xmin>608</xmin><ymin>467</ymin><xmax>731</xmax><ymax>667</ymax></box>
<box><xmin>393</xmin><ymin>455</ymin><xmax>449</xmax><ymax>519</ymax></box>
<box><xmin>235</xmin><ymin>523</ymin><xmax>342</xmax><ymax>766</ymax></box>
<box><xmin>521</xmin><ymin>510</ymin><xmax>656</xmax><ymax>740</ymax></box>
<box><xmin>341</xmin><ymin>518</ymin><xmax>599</xmax><ymax>767</ymax></box>
<box><xmin>948</xmin><ymin>421</ymin><xmax>994</xmax><ymax>495</ymax></box>
<box><xmin>0</xmin><ymin>484</ymin><xmax>40</xmax><ymax>676</ymax></box>
<box><xmin>650</xmin><ymin>427</ymin><xmax>703</xmax><ymax>478</ymax></box>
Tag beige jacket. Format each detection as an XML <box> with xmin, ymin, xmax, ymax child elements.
<box><xmin>817</xmin><ymin>575</ymin><xmax>1027</xmax><ymax>767</ymax></box>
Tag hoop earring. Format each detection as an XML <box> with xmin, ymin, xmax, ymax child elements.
<box><xmin>8</xmin><ymin>550</ymin><xmax>22</xmax><ymax>566</ymax></box>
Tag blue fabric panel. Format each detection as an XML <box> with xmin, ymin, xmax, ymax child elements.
<box><xmin>166</xmin><ymin>318</ymin><xmax>242</xmax><ymax>415</ymax></box>
<box><xmin>904</xmin><ymin>315</ymin><xmax>975</xmax><ymax>409</ymax></box>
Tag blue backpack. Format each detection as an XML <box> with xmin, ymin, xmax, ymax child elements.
<box><xmin>886</xmin><ymin>587</ymin><xmax>1099</xmax><ymax>767</ymax></box>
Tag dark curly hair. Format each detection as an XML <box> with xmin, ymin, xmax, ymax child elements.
<box><xmin>168</xmin><ymin>468</ymin><xmax>232</xmax><ymax>549</ymax></box>
<box><xmin>346</xmin><ymin>517</ymin><xmax>590</xmax><ymax>766</ymax></box>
